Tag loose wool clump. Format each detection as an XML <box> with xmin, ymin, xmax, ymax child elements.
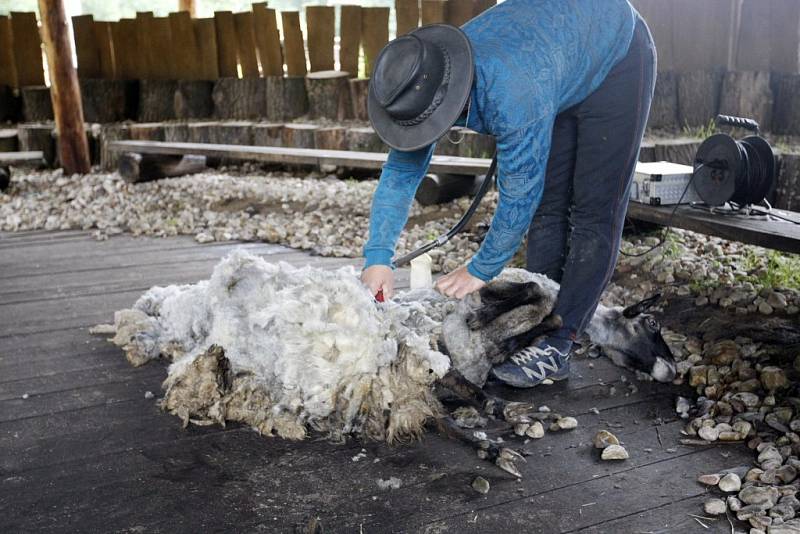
<box><xmin>111</xmin><ymin>250</ymin><xmax>453</xmax><ymax>444</ymax></box>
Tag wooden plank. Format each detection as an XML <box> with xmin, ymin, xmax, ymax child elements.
<box><xmin>306</xmin><ymin>6</ymin><xmax>335</xmax><ymax>72</ymax></box>
<box><xmin>0</xmin><ymin>151</ymin><xmax>44</xmax><ymax>164</ymax></box>
<box><xmin>252</xmin><ymin>3</ymin><xmax>282</xmax><ymax>77</ymax></box>
<box><xmin>233</xmin><ymin>11</ymin><xmax>259</xmax><ymax>79</ymax></box>
<box><xmin>0</xmin><ymin>16</ymin><xmax>18</xmax><ymax>88</ymax></box>
<box><xmin>93</xmin><ymin>21</ymin><xmax>115</xmax><ymax>80</ymax></box>
<box><xmin>134</xmin><ymin>12</ymin><xmax>154</xmax><ymax>79</ymax></box>
<box><xmin>108</xmin><ymin>140</ymin><xmax>493</xmax><ymax>175</ymax></box>
<box><xmin>10</xmin><ymin>11</ymin><xmax>45</xmax><ymax>87</ymax></box>
<box><xmin>396</xmin><ymin>0</ymin><xmax>420</xmax><ymax>36</ymax></box>
<box><xmin>147</xmin><ymin>16</ymin><xmax>174</xmax><ymax>81</ymax></box>
<box><xmin>214</xmin><ymin>11</ymin><xmax>239</xmax><ymax>78</ymax></box>
<box><xmin>110</xmin><ymin>19</ymin><xmax>137</xmax><ymax>80</ymax></box>
<box><xmin>446</xmin><ymin>0</ymin><xmax>475</xmax><ymax>27</ymax></box>
<box><xmin>771</xmin><ymin>0</ymin><xmax>800</xmax><ymax>73</ymax></box>
<box><xmin>361</xmin><ymin>8</ymin><xmax>390</xmax><ymax>76</ymax></box>
<box><xmin>71</xmin><ymin>15</ymin><xmax>100</xmax><ymax>79</ymax></box>
<box><xmin>421</xmin><ymin>0</ymin><xmax>447</xmax><ymax>25</ymax></box>
<box><xmin>630</xmin><ymin>0</ymin><xmax>674</xmax><ymax>72</ymax></box>
<box><xmin>281</xmin><ymin>11</ymin><xmax>307</xmax><ymax>77</ymax></box>
<box><xmin>169</xmin><ymin>11</ymin><xmax>201</xmax><ymax>81</ymax></box>
<box><xmin>339</xmin><ymin>5</ymin><xmax>362</xmax><ymax>76</ymax></box>
<box><xmin>735</xmin><ymin>0</ymin><xmax>772</xmax><ymax>71</ymax></box>
<box><xmin>671</xmin><ymin>0</ymin><xmax>736</xmax><ymax>72</ymax></box>
<box><xmin>193</xmin><ymin>18</ymin><xmax>219</xmax><ymax>80</ymax></box>
<box><xmin>627</xmin><ymin>202</ymin><xmax>800</xmax><ymax>254</ymax></box>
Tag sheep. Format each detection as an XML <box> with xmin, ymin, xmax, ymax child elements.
<box><xmin>108</xmin><ymin>249</ymin><xmax>675</xmax><ymax>477</ymax></box>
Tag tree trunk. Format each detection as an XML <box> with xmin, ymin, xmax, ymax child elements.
<box><xmin>80</xmin><ymin>79</ymin><xmax>129</xmax><ymax>123</ymax></box>
<box><xmin>314</xmin><ymin>127</ymin><xmax>347</xmax><ymax>150</ymax></box>
<box><xmin>349</xmin><ymin>78</ymin><xmax>370</xmax><ymax>121</ymax></box>
<box><xmin>0</xmin><ymin>128</ymin><xmax>18</xmax><ymax>152</ymax></box>
<box><xmin>774</xmin><ymin>152</ymin><xmax>800</xmax><ymax>211</ymax></box>
<box><xmin>653</xmin><ymin>138</ymin><xmax>701</xmax><ymax>166</ymax></box>
<box><xmin>282</xmin><ymin>124</ymin><xmax>318</xmax><ymax>149</ymax></box>
<box><xmin>772</xmin><ymin>74</ymin><xmax>800</xmax><ymax>136</ymax></box>
<box><xmin>39</xmin><ymin>0</ymin><xmax>91</xmax><ymax>174</ymax></box>
<box><xmin>416</xmin><ymin>174</ymin><xmax>480</xmax><ymax>206</ymax></box>
<box><xmin>174</xmin><ymin>80</ymin><xmax>214</xmax><ymax>119</ymax></box>
<box><xmin>719</xmin><ymin>71</ymin><xmax>773</xmax><ymax>132</ymax></box>
<box><xmin>265</xmin><ymin>76</ymin><xmax>309</xmax><ymax>121</ymax></box>
<box><xmin>346</xmin><ymin>126</ymin><xmax>385</xmax><ymax>152</ymax></box>
<box><xmin>119</xmin><ymin>152</ymin><xmax>207</xmax><ymax>183</ymax></box>
<box><xmin>677</xmin><ymin>71</ymin><xmax>722</xmax><ymax>129</ymax></box>
<box><xmin>212</xmin><ymin>78</ymin><xmax>267</xmax><ymax>120</ymax></box>
<box><xmin>252</xmin><ymin>123</ymin><xmax>283</xmax><ymax>147</ymax></box>
<box><xmin>139</xmin><ymin>80</ymin><xmax>177</xmax><ymax>121</ymax></box>
<box><xmin>18</xmin><ymin>123</ymin><xmax>57</xmax><ymax>167</ymax></box>
<box><xmin>305</xmin><ymin>71</ymin><xmax>351</xmax><ymax>121</ymax></box>
<box><xmin>648</xmin><ymin>71</ymin><xmax>678</xmax><ymax>131</ymax></box>
<box><xmin>21</xmin><ymin>86</ymin><xmax>54</xmax><ymax>122</ymax></box>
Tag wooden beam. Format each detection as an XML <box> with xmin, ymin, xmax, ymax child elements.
<box><xmin>214</xmin><ymin>11</ymin><xmax>239</xmax><ymax>78</ymax></box>
<box><xmin>0</xmin><ymin>151</ymin><xmax>44</xmax><ymax>164</ymax></box>
<box><xmin>134</xmin><ymin>12</ymin><xmax>154</xmax><ymax>79</ymax></box>
<box><xmin>281</xmin><ymin>11</ymin><xmax>307</xmax><ymax>77</ymax></box>
<box><xmin>94</xmin><ymin>21</ymin><xmax>115</xmax><ymax>79</ymax></box>
<box><xmin>148</xmin><ymin>17</ymin><xmax>174</xmax><ymax>80</ymax></box>
<box><xmin>252</xmin><ymin>3</ymin><xmax>282</xmax><ymax>77</ymax></box>
<box><xmin>194</xmin><ymin>18</ymin><xmax>219</xmax><ymax>80</ymax></box>
<box><xmin>10</xmin><ymin>12</ymin><xmax>45</xmax><ymax>87</ymax></box>
<box><xmin>178</xmin><ymin>0</ymin><xmax>196</xmax><ymax>18</ymax></box>
<box><xmin>71</xmin><ymin>14</ymin><xmax>100</xmax><ymax>79</ymax></box>
<box><xmin>108</xmin><ymin>140</ymin><xmax>493</xmax><ymax>175</ymax></box>
<box><xmin>233</xmin><ymin>12</ymin><xmax>259</xmax><ymax>78</ymax></box>
<box><xmin>339</xmin><ymin>5</ymin><xmax>362</xmax><ymax>76</ymax></box>
<box><xmin>37</xmin><ymin>0</ymin><xmax>90</xmax><ymax>174</ymax></box>
<box><xmin>110</xmin><ymin>19</ymin><xmax>137</xmax><ymax>80</ymax></box>
<box><xmin>119</xmin><ymin>152</ymin><xmax>207</xmax><ymax>183</ymax></box>
<box><xmin>421</xmin><ymin>0</ymin><xmax>447</xmax><ymax>25</ymax></box>
<box><xmin>396</xmin><ymin>0</ymin><xmax>420</xmax><ymax>36</ymax></box>
<box><xmin>306</xmin><ymin>6</ymin><xmax>335</xmax><ymax>72</ymax></box>
<box><xmin>361</xmin><ymin>8</ymin><xmax>390</xmax><ymax>76</ymax></box>
<box><xmin>0</xmin><ymin>16</ymin><xmax>18</xmax><ymax>88</ymax></box>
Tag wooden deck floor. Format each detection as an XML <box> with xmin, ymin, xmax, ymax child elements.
<box><xmin>0</xmin><ymin>231</ymin><xmax>752</xmax><ymax>533</ymax></box>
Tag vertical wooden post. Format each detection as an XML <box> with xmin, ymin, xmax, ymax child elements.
<box><xmin>361</xmin><ymin>8</ymin><xmax>390</xmax><ymax>76</ymax></box>
<box><xmin>214</xmin><ymin>11</ymin><xmax>239</xmax><ymax>78</ymax></box>
<box><xmin>281</xmin><ymin>11</ymin><xmax>307</xmax><ymax>76</ymax></box>
<box><xmin>446</xmin><ymin>0</ymin><xmax>475</xmax><ymax>27</ymax></box>
<box><xmin>179</xmin><ymin>0</ymin><xmax>196</xmax><ymax>18</ymax></box>
<box><xmin>194</xmin><ymin>18</ymin><xmax>220</xmax><ymax>80</ymax></box>
<box><xmin>10</xmin><ymin>12</ymin><xmax>46</xmax><ymax>87</ymax></box>
<box><xmin>396</xmin><ymin>0</ymin><xmax>420</xmax><ymax>36</ymax></box>
<box><xmin>37</xmin><ymin>0</ymin><xmax>90</xmax><ymax>174</ymax></box>
<box><xmin>111</xmin><ymin>19</ymin><xmax>137</xmax><ymax>80</ymax></box>
<box><xmin>134</xmin><ymin>12</ymin><xmax>154</xmax><ymax>79</ymax></box>
<box><xmin>421</xmin><ymin>0</ymin><xmax>447</xmax><ymax>25</ymax></box>
<box><xmin>72</xmin><ymin>14</ymin><xmax>100</xmax><ymax>79</ymax></box>
<box><xmin>0</xmin><ymin>16</ymin><xmax>18</xmax><ymax>89</ymax></box>
<box><xmin>170</xmin><ymin>11</ymin><xmax>201</xmax><ymax>80</ymax></box>
<box><xmin>306</xmin><ymin>6</ymin><xmax>335</xmax><ymax>72</ymax></box>
<box><xmin>253</xmin><ymin>3</ymin><xmax>283</xmax><ymax>77</ymax></box>
<box><xmin>94</xmin><ymin>21</ymin><xmax>115</xmax><ymax>79</ymax></box>
<box><xmin>233</xmin><ymin>12</ymin><xmax>259</xmax><ymax>78</ymax></box>
<box><xmin>339</xmin><ymin>5</ymin><xmax>362</xmax><ymax>76</ymax></box>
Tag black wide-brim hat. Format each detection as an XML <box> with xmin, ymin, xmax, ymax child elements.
<box><xmin>368</xmin><ymin>24</ymin><xmax>474</xmax><ymax>152</ymax></box>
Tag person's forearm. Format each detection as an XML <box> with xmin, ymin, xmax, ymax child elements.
<box><xmin>364</xmin><ymin>145</ymin><xmax>435</xmax><ymax>268</ymax></box>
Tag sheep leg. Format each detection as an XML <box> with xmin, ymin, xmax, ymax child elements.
<box><xmin>437</xmin><ymin>369</ymin><xmax>538</xmax><ymax>424</ymax></box>
<box><xmin>431</xmin><ymin>415</ymin><xmax>526</xmax><ymax>478</ymax></box>
<box><xmin>467</xmin><ymin>282</ymin><xmax>546</xmax><ymax>330</ymax></box>
<box><xmin>496</xmin><ymin>313</ymin><xmax>564</xmax><ymax>358</ymax></box>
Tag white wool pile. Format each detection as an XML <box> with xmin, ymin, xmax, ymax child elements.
<box><xmin>111</xmin><ymin>249</ymin><xmax>451</xmax><ymax>443</ymax></box>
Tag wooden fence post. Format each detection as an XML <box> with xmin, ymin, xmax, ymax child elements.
<box><xmin>361</xmin><ymin>8</ymin><xmax>390</xmax><ymax>76</ymax></box>
<box><xmin>421</xmin><ymin>0</ymin><xmax>447</xmax><ymax>25</ymax></box>
<box><xmin>37</xmin><ymin>0</ymin><xmax>90</xmax><ymax>174</ymax></box>
<box><xmin>0</xmin><ymin>16</ymin><xmax>18</xmax><ymax>89</ymax></box>
<box><xmin>10</xmin><ymin>12</ymin><xmax>46</xmax><ymax>87</ymax></box>
<box><xmin>234</xmin><ymin>12</ymin><xmax>259</xmax><ymax>78</ymax></box>
<box><xmin>306</xmin><ymin>6</ymin><xmax>335</xmax><ymax>72</ymax></box>
<box><xmin>253</xmin><ymin>3</ymin><xmax>283</xmax><ymax>77</ymax></box>
<box><xmin>215</xmin><ymin>11</ymin><xmax>239</xmax><ymax>78</ymax></box>
<box><xmin>194</xmin><ymin>18</ymin><xmax>219</xmax><ymax>80</ymax></box>
<box><xmin>281</xmin><ymin>11</ymin><xmax>307</xmax><ymax>77</ymax></box>
<box><xmin>134</xmin><ymin>12</ymin><xmax>154</xmax><ymax>79</ymax></box>
<box><xmin>771</xmin><ymin>0</ymin><xmax>800</xmax><ymax>74</ymax></box>
<box><xmin>339</xmin><ymin>5</ymin><xmax>362</xmax><ymax>76</ymax></box>
<box><xmin>94</xmin><ymin>21</ymin><xmax>114</xmax><ymax>79</ymax></box>
<box><xmin>110</xmin><ymin>19</ymin><xmax>137</xmax><ymax>80</ymax></box>
<box><xmin>396</xmin><ymin>0</ymin><xmax>420</xmax><ymax>36</ymax></box>
<box><xmin>170</xmin><ymin>11</ymin><xmax>201</xmax><ymax>81</ymax></box>
<box><xmin>72</xmin><ymin>14</ymin><xmax>101</xmax><ymax>79</ymax></box>
<box><xmin>446</xmin><ymin>0</ymin><xmax>474</xmax><ymax>27</ymax></box>
<box><xmin>179</xmin><ymin>0</ymin><xmax>196</xmax><ymax>18</ymax></box>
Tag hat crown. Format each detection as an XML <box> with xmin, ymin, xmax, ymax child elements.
<box><xmin>372</xmin><ymin>34</ymin><xmax>447</xmax><ymax>122</ymax></box>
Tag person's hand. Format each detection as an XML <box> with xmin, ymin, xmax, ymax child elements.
<box><xmin>435</xmin><ymin>265</ymin><xmax>486</xmax><ymax>299</ymax></box>
<box><xmin>361</xmin><ymin>265</ymin><xmax>395</xmax><ymax>300</ymax></box>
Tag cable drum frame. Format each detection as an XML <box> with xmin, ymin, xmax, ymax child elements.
<box><xmin>692</xmin><ymin>115</ymin><xmax>776</xmax><ymax>208</ymax></box>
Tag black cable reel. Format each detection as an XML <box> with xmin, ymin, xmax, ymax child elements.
<box><xmin>693</xmin><ymin>115</ymin><xmax>777</xmax><ymax>207</ymax></box>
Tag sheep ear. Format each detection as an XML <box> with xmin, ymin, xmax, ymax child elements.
<box><xmin>622</xmin><ymin>293</ymin><xmax>662</xmax><ymax>318</ymax></box>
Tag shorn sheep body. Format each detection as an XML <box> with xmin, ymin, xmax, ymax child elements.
<box><xmin>109</xmin><ymin>249</ymin><xmax>675</xmax><ymax>467</ymax></box>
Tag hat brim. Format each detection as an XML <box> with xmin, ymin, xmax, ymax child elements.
<box><xmin>368</xmin><ymin>24</ymin><xmax>474</xmax><ymax>152</ymax></box>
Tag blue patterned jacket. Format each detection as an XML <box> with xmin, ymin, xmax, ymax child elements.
<box><xmin>364</xmin><ymin>0</ymin><xmax>638</xmax><ymax>281</ymax></box>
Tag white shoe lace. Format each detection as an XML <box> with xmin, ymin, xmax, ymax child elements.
<box><xmin>510</xmin><ymin>345</ymin><xmax>568</xmax><ymax>381</ymax></box>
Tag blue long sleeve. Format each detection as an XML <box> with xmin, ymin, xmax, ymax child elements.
<box><xmin>467</xmin><ymin>119</ymin><xmax>555</xmax><ymax>281</ymax></box>
<box><xmin>363</xmin><ymin>144</ymin><xmax>435</xmax><ymax>268</ymax></box>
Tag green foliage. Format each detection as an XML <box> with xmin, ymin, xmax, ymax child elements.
<box><xmin>681</xmin><ymin>119</ymin><xmax>718</xmax><ymax>140</ymax></box>
<box><xmin>741</xmin><ymin>249</ymin><xmax>800</xmax><ymax>290</ymax></box>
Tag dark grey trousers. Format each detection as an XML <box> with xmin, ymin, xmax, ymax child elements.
<box><xmin>526</xmin><ymin>16</ymin><xmax>656</xmax><ymax>339</ymax></box>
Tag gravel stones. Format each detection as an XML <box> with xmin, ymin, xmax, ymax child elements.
<box><xmin>593</xmin><ymin>430</ymin><xmax>620</xmax><ymax>449</ymax></box>
<box><xmin>471</xmin><ymin>476</ymin><xmax>490</xmax><ymax>494</ymax></box>
<box><xmin>761</xmin><ymin>367</ymin><xmax>789</xmax><ymax>392</ymax></box>
<box><xmin>739</xmin><ymin>485</ymin><xmax>780</xmax><ymax>507</ymax></box>
<box><xmin>550</xmin><ymin>417</ymin><xmax>578</xmax><ymax>431</ymax></box>
<box><xmin>719</xmin><ymin>473</ymin><xmax>742</xmax><ymax>492</ymax></box>
<box><xmin>526</xmin><ymin>422</ymin><xmax>545</xmax><ymax>439</ymax></box>
<box><xmin>601</xmin><ymin>444</ymin><xmax>629</xmax><ymax>461</ymax></box>
<box><xmin>704</xmin><ymin>498</ymin><xmax>727</xmax><ymax>515</ymax></box>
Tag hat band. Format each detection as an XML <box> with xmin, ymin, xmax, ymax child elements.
<box><xmin>395</xmin><ymin>45</ymin><xmax>452</xmax><ymax>127</ymax></box>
